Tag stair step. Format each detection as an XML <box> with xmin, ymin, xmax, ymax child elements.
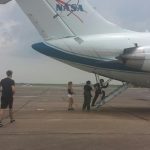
<box><xmin>96</xmin><ymin>83</ymin><xmax>128</xmax><ymax>109</ymax></box>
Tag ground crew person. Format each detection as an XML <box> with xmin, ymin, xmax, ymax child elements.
<box><xmin>83</xmin><ymin>81</ymin><xmax>92</xmax><ymax>111</ymax></box>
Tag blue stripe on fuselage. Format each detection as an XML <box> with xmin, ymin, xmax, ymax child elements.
<box><xmin>32</xmin><ymin>42</ymin><xmax>144</xmax><ymax>73</ymax></box>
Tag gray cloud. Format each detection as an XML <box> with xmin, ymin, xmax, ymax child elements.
<box><xmin>89</xmin><ymin>0</ymin><xmax>150</xmax><ymax>31</ymax></box>
<box><xmin>0</xmin><ymin>0</ymin><xmax>150</xmax><ymax>83</ymax></box>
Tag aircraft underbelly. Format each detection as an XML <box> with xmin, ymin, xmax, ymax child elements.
<box><xmin>61</xmin><ymin>59</ymin><xmax>150</xmax><ymax>87</ymax></box>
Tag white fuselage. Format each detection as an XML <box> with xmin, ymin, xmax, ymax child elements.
<box><xmin>42</xmin><ymin>32</ymin><xmax>150</xmax><ymax>87</ymax></box>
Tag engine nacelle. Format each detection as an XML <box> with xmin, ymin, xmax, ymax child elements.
<box><xmin>118</xmin><ymin>46</ymin><xmax>150</xmax><ymax>72</ymax></box>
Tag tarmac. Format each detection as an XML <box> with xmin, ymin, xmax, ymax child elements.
<box><xmin>1</xmin><ymin>85</ymin><xmax>150</xmax><ymax>150</ymax></box>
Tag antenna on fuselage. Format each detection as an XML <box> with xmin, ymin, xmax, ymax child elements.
<box><xmin>134</xmin><ymin>43</ymin><xmax>138</xmax><ymax>47</ymax></box>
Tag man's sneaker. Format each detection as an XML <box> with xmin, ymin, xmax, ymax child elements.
<box><xmin>0</xmin><ymin>122</ymin><xmax>3</xmax><ymax>127</ymax></box>
<box><xmin>68</xmin><ymin>108</ymin><xmax>74</xmax><ymax>111</ymax></box>
<box><xmin>10</xmin><ymin>119</ymin><xmax>15</xmax><ymax>123</ymax></box>
<box><xmin>70</xmin><ymin>108</ymin><xmax>75</xmax><ymax>111</ymax></box>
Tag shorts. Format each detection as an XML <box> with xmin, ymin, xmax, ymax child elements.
<box><xmin>1</xmin><ymin>96</ymin><xmax>13</xmax><ymax>109</ymax></box>
<box><xmin>68</xmin><ymin>94</ymin><xmax>73</xmax><ymax>98</ymax></box>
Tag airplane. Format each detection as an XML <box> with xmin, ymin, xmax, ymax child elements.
<box><xmin>1</xmin><ymin>0</ymin><xmax>150</xmax><ymax>107</ymax></box>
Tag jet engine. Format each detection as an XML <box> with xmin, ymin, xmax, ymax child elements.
<box><xmin>117</xmin><ymin>46</ymin><xmax>150</xmax><ymax>72</ymax></box>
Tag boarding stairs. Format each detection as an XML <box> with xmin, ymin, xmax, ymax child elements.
<box><xmin>95</xmin><ymin>82</ymin><xmax>129</xmax><ymax>109</ymax></box>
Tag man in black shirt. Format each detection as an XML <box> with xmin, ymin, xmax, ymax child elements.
<box><xmin>91</xmin><ymin>83</ymin><xmax>101</xmax><ymax>106</ymax></box>
<box><xmin>91</xmin><ymin>79</ymin><xmax>109</xmax><ymax>106</ymax></box>
<box><xmin>0</xmin><ymin>70</ymin><xmax>15</xmax><ymax>127</ymax></box>
<box><xmin>83</xmin><ymin>80</ymin><xmax>93</xmax><ymax>111</ymax></box>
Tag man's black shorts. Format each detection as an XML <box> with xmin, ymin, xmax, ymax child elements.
<box><xmin>1</xmin><ymin>96</ymin><xmax>13</xmax><ymax>109</ymax></box>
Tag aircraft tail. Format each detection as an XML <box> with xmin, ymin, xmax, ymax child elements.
<box><xmin>2</xmin><ymin>0</ymin><xmax>128</xmax><ymax>40</ymax></box>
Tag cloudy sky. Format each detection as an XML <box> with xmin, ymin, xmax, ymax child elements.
<box><xmin>0</xmin><ymin>0</ymin><xmax>150</xmax><ymax>84</ymax></box>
